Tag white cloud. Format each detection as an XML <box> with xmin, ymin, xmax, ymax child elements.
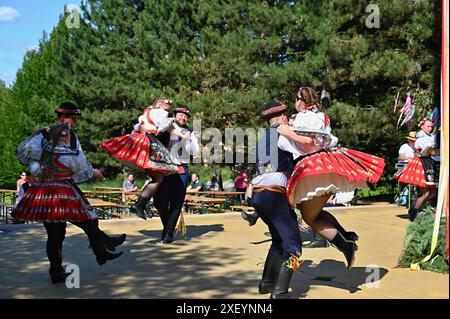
<box><xmin>0</xmin><ymin>6</ymin><xmax>21</xmax><ymax>22</ymax></box>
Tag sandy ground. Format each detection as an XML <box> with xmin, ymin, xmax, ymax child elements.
<box><xmin>0</xmin><ymin>204</ymin><xmax>448</xmax><ymax>299</ymax></box>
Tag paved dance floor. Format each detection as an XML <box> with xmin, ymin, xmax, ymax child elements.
<box><xmin>0</xmin><ymin>204</ymin><xmax>448</xmax><ymax>299</ymax></box>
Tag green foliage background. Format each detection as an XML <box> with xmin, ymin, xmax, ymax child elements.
<box><xmin>0</xmin><ymin>0</ymin><xmax>441</xmax><ymax>188</ymax></box>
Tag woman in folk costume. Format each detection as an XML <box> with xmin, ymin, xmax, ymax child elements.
<box><xmin>395</xmin><ymin>117</ymin><xmax>439</xmax><ymax>221</ymax></box>
<box><xmin>101</xmin><ymin>97</ymin><xmax>190</xmax><ymax>220</ymax></box>
<box><xmin>277</xmin><ymin>87</ymin><xmax>385</xmax><ymax>268</ymax></box>
<box><xmin>13</xmin><ymin>103</ymin><xmax>125</xmax><ymax>284</ymax></box>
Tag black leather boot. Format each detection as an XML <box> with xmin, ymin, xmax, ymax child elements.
<box><xmin>79</xmin><ymin>220</ymin><xmax>124</xmax><ymax>265</ymax></box>
<box><xmin>96</xmin><ymin>250</ymin><xmax>123</xmax><ymax>265</ymax></box>
<box><xmin>103</xmin><ymin>234</ymin><xmax>126</xmax><ymax>252</ymax></box>
<box><xmin>130</xmin><ymin>196</ymin><xmax>151</xmax><ymax>220</ymax></box>
<box><xmin>162</xmin><ymin>209</ymin><xmax>181</xmax><ymax>244</ymax></box>
<box><xmin>270</xmin><ymin>263</ymin><xmax>294</xmax><ymax>299</ymax></box>
<box><xmin>241</xmin><ymin>211</ymin><xmax>259</xmax><ymax>226</ymax></box>
<box><xmin>408</xmin><ymin>207</ymin><xmax>418</xmax><ymax>221</ymax></box>
<box><xmin>330</xmin><ymin>231</ymin><xmax>358</xmax><ymax>269</ymax></box>
<box><xmin>144</xmin><ymin>207</ymin><xmax>154</xmax><ymax>218</ymax></box>
<box><xmin>91</xmin><ymin>235</ymin><xmax>123</xmax><ymax>265</ymax></box>
<box><xmin>49</xmin><ymin>266</ymin><xmax>70</xmax><ymax>284</ymax></box>
<box><xmin>259</xmin><ymin>252</ymin><xmax>283</xmax><ymax>294</ymax></box>
<box><xmin>48</xmin><ymin>245</ymin><xmax>70</xmax><ymax>284</ymax></box>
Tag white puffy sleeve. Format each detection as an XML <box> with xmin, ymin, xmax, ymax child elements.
<box><xmin>138</xmin><ymin>108</ymin><xmax>174</xmax><ymax>133</ymax></box>
<box><xmin>153</xmin><ymin>109</ymin><xmax>174</xmax><ymax>133</ymax></box>
<box><xmin>71</xmin><ymin>139</ymin><xmax>95</xmax><ymax>183</ymax></box>
<box><xmin>17</xmin><ymin>132</ymin><xmax>45</xmax><ymax>176</ymax></box>
<box><xmin>415</xmin><ymin>133</ymin><xmax>436</xmax><ymax>151</ymax></box>
<box><xmin>278</xmin><ymin>135</ymin><xmax>303</xmax><ymax>159</ymax></box>
<box><xmin>293</xmin><ymin>111</ymin><xmax>332</xmax><ymax>149</ymax></box>
<box><xmin>185</xmin><ymin>131</ymin><xmax>200</xmax><ymax>157</ymax></box>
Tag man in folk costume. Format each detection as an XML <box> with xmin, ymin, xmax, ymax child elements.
<box><xmin>249</xmin><ymin>101</ymin><xmax>303</xmax><ymax>299</ymax></box>
<box><xmin>154</xmin><ymin>105</ymin><xmax>200</xmax><ymax>243</ymax></box>
<box><xmin>101</xmin><ymin>97</ymin><xmax>189</xmax><ymax>220</ymax></box>
<box><xmin>278</xmin><ymin>86</ymin><xmax>385</xmax><ymax>269</ymax></box>
<box><xmin>13</xmin><ymin>102</ymin><xmax>125</xmax><ymax>284</ymax></box>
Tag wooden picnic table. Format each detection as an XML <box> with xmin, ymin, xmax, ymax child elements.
<box><xmin>94</xmin><ymin>186</ymin><xmax>123</xmax><ymax>191</ymax></box>
<box><xmin>0</xmin><ymin>189</ymin><xmax>17</xmax><ymax>205</ymax></box>
<box><xmin>83</xmin><ymin>190</ymin><xmax>140</xmax><ymax>203</ymax></box>
<box><xmin>184</xmin><ymin>194</ymin><xmax>227</xmax><ymax>214</ymax></box>
<box><xmin>0</xmin><ymin>202</ymin><xmax>14</xmax><ymax>224</ymax></box>
<box><xmin>87</xmin><ymin>198</ymin><xmax>131</xmax><ymax>219</ymax></box>
<box><xmin>186</xmin><ymin>190</ymin><xmax>245</xmax><ymax>196</ymax></box>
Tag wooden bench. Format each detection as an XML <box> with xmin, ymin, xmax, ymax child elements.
<box><xmin>230</xmin><ymin>205</ymin><xmax>255</xmax><ymax>212</ymax></box>
<box><xmin>0</xmin><ymin>203</ymin><xmax>14</xmax><ymax>224</ymax></box>
<box><xmin>184</xmin><ymin>195</ymin><xmax>227</xmax><ymax>214</ymax></box>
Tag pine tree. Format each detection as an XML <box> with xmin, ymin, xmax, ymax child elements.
<box><xmin>1</xmin><ymin>0</ymin><xmax>441</xmax><ymax>184</ymax></box>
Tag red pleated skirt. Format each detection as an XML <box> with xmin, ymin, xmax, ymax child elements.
<box><xmin>394</xmin><ymin>156</ymin><xmax>437</xmax><ymax>187</ymax></box>
<box><xmin>101</xmin><ymin>132</ymin><xmax>179</xmax><ymax>175</ymax></box>
<box><xmin>287</xmin><ymin>147</ymin><xmax>385</xmax><ymax>206</ymax></box>
<box><xmin>12</xmin><ymin>180</ymin><xmax>96</xmax><ymax>222</ymax></box>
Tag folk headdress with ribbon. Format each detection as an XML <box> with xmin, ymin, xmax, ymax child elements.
<box><xmin>54</xmin><ymin>101</ymin><xmax>81</xmax><ymax>116</ymax></box>
<box><xmin>174</xmin><ymin>105</ymin><xmax>191</xmax><ymax>118</ymax></box>
<box><xmin>261</xmin><ymin>101</ymin><xmax>289</xmax><ymax>120</ymax></box>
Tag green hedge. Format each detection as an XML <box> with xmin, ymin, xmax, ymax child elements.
<box><xmin>398</xmin><ymin>206</ymin><xmax>448</xmax><ymax>273</ymax></box>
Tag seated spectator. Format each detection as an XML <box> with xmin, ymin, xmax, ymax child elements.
<box><xmin>206</xmin><ymin>174</ymin><xmax>220</xmax><ymax>191</ymax></box>
<box><xmin>187</xmin><ymin>173</ymin><xmax>205</xmax><ymax>192</ymax></box>
<box><xmin>122</xmin><ymin>174</ymin><xmax>138</xmax><ymax>202</ymax></box>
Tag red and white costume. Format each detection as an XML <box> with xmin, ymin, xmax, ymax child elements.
<box><xmin>281</xmin><ymin>110</ymin><xmax>385</xmax><ymax>206</ymax></box>
<box><xmin>101</xmin><ymin>107</ymin><xmax>181</xmax><ymax>175</ymax></box>
<box><xmin>12</xmin><ymin>129</ymin><xmax>97</xmax><ymax>222</ymax></box>
<box><xmin>394</xmin><ymin>130</ymin><xmax>439</xmax><ymax>187</ymax></box>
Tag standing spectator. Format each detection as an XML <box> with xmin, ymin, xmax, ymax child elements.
<box><xmin>187</xmin><ymin>173</ymin><xmax>205</xmax><ymax>192</ymax></box>
<box><xmin>206</xmin><ymin>174</ymin><xmax>220</xmax><ymax>191</ymax></box>
<box><xmin>395</xmin><ymin>118</ymin><xmax>439</xmax><ymax>221</ymax></box>
<box><xmin>398</xmin><ymin>132</ymin><xmax>417</xmax><ymax>163</ymax></box>
<box><xmin>122</xmin><ymin>174</ymin><xmax>138</xmax><ymax>202</ymax></box>
<box><xmin>15</xmin><ymin>172</ymin><xmax>29</xmax><ymax>205</ymax></box>
<box><xmin>234</xmin><ymin>170</ymin><xmax>248</xmax><ymax>203</ymax></box>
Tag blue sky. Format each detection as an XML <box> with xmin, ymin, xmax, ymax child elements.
<box><xmin>0</xmin><ymin>0</ymin><xmax>82</xmax><ymax>87</ymax></box>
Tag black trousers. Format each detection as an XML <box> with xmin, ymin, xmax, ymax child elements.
<box><xmin>154</xmin><ymin>167</ymin><xmax>189</xmax><ymax>237</ymax></box>
<box><xmin>252</xmin><ymin>190</ymin><xmax>302</xmax><ymax>260</ymax></box>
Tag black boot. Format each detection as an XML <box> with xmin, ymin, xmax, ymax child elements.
<box><xmin>241</xmin><ymin>211</ymin><xmax>259</xmax><ymax>226</ymax></box>
<box><xmin>270</xmin><ymin>263</ymin><xmax>294</xmax><ymax>299</ymax></box>
<box><xmin>103</xmin><ymin>234</ymin><xmax>126</xmax><ymax>252</ymax></box>
<box><xmin>162</xmin><ymin>209</ymin><xmax>181</xmax><ymax>244</ymax></box>
<box><xmin>96</xmin><ymin>250</ymin><xmax>123</xmax><ymax>265</ymax></box>
<box><xmin>49</xmin><ymin>253</ymin><xmax>70</xmax><ymax>284</ymax></box>
<box><xmin>79</xmin><ymin>221</ymin><xmax>124</xmax><ymax>265</ymax></box>
<box><xmin>408</xmin><ymin>207</ymin><xmax>418</xmax><ymax>221</ymax></box>
<box><xmin>49</xmin><ymin>266</ymin><xmax>70</xmax><ymax>284</ymax></box>
<box><xmin>144</xmin><ymin>207</ymin><xmax>154</xmax><ymax>218</ymax></box>
<box><xmin>330</xmin><ymin>231</ymin><xmax>358</xmax><ymax>269</ymax></box>
<box><xmin>259</xmin><ymin>252</ymin><xmax>283</xmax><ymax>294</ymax></box>
<box><xmin>130</xmin><ymin>196</ymin><xmax>151</xmax><ymax>220</ymax></box>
